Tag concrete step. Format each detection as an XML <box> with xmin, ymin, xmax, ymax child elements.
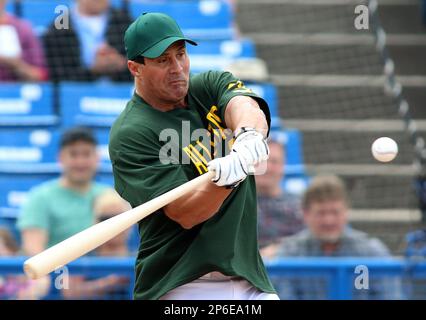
<box><xmin>256</xmin><ymin>43</ymin><xmax>382</xmax><ymax>75</ymax></box>
<box><xmin>378</xmin><ymin>3</ymin><xmax>426</xmax><ymax>34</ymax></box>
<box><xmin>236</xmin><ymin>2</ymin><xmax>367</xmax><ymax>34</ymax></box>
<box><xmin>302</xmin><ymin>131</ymin><xmax>416</xmax><ymax>164</ymax></box>
<box><xmin>325</xmin><ymin>175</ymin><xmax>418</xmax><ymax>209</ymax></box>
<box><xmin>236</xmin><ymin>1</ymin><xmax>425</xmax><ymax>34</ymax></box>
<box><xmin>254</xmin><ymin>42</ymin><xmax>426</xmax><ymax>76</ymax></box>
<box><xmin>275</xmin><ymin>85</ymin><xmax>426</xmax><ymax>120</ymax></box>
<box><xmin>388</xmin><ymin>45</ymin><xmax>426</xmax><ymax>75</ymax></box>
<box><xmin>403</xmin><ymin>87</ymin><xmax>426</xmax><ymax>119</ymax></box>
<box><xmin>277</xmin><ymin>86</ymin><xmax>398</xmax><ymax>119</ymax></box>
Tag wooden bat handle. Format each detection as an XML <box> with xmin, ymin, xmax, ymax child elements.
<box><xmin>23</xmin><ymin>171</ymin><xmax>214</xmax><ymax>279</ymax></box>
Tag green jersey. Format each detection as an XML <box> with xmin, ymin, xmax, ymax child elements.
<box><xmin>109</xmin><ymin>71</ymin><xmax>275</xmax><ymax>300</ymax></box>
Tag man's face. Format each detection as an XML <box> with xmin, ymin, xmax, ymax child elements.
<box><xmin>78</xmin><ymin>0</ymin><xmax>109</xmax><ymax>15</ymax></box>
<box><xmin>59</xmin><ymin>141</ymin><xmax>99</xmax><ymax>184</ymax></box>
<box><xmin>136</xmin><ymin>41</ymin><xmax>190</xmax><ymax>105</ymax></box>
<box><xmin>255</xmin><ymin>142</ymin><xmax>285</xmax><ymax>192</ymax></box>
<box><xmin>304</xmin><ymin>199</ymin><xmax>348</xmax><ymax>243</ymax></box>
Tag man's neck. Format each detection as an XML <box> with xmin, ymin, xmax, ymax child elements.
<box><xmin>60</xmin><ymin>177</ymin><xmax>91</xmax><ymax>193</ymax></box>
<box><xmin>135</xmin><ymin>87</ymin><xmax>187</xmax><ymax>112</ymax></box>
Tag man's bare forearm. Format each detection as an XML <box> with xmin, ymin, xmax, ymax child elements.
<box><xmin>225</xmin><ymin>96</ymin><xmax>269</xmax><ymax>137</ymax></box>
<box><xmin>164</xmin><ymin>180</ymin><xmax>232</xmax><ymax>229</ymax></box>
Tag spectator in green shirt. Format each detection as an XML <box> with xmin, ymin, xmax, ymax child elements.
<box><xmin>17</xmin><ymin>127</ymin><xmax>109</xmax><ymax>256</ymax></box>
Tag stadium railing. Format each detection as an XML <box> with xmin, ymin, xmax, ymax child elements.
<box><xmin>1</xmin><ymin>257</ymin><xmax>426</xmax><ymax>300</ymax></box>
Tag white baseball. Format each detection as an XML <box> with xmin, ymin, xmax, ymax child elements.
<box><xmin>371</xmin><ymin>137</ymin><xmax>398</xmax><ymax>162</ymax></box>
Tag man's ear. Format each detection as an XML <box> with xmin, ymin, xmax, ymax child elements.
<box><xmin>127</xmin><ymin>61</ymin><xmax>141</xmax><ymax>77</ymax></box>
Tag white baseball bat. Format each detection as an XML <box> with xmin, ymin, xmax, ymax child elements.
<box><xmin>23</xmin><ymin>171</ymin><xmax>214</xmax><ymax>279</ymax></box>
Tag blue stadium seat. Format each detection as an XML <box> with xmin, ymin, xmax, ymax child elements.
<box><xmin>0</xmin><ymin>83</ymin><xmax>57</xmax><ymax>126</ymax></box>
<box><xmin>20</xmin><ymin>0</ymin><xmax>72</xmax><ymax>36</ymax></box>
<box><xmin>5</xmin><ymin>0</ymin><xmax>15</xmax><ymax>14</ymax></box>
<box><xmin>0</xmin><ymin>128</ymin><xmax>112</xmax><ymax>174</ymax></box>
<box><xmin>246</xmin><ymin>82</ymin><xmax>278</xmax><ymax>118</ymax></box>
<box><xmin>282</xmin><ymin>175</ymin><xmax>310</xmax><ymax>196</ymax></box>
<box><xmin>129</xmin><ymin>0</ymin><xmax>235</xmax><ymax>40</ymax></box>
<box><xmin>188</xmin><ymin>39</ymin><xmax>256</xmax><ymax>73</ymax></box>
<box><xmin>93</xmin><ymin>128</ymin><xmax>113</xmax><ymax>173</ymax></box>
<box><xmin>269</xmin><ymin>128</ymin><xmax>309</xmax><ymax>195</ymax></box>
<box><xmin>269</xmin><ymin>129</ymin><xmax>305</xmax><ymax>176</ymax></box>
<box><xmin>59</xmin><ymin>82</ymin><xmax>133</xmax><ymax>128</ymax></box>
<box><xmin>0</xmin><ymin>128</ymin><xmax>60</xmax><ymax>173</ymax></box>
<box><xmin>0</xmin><ymin>174</ymin><xmax>53</xmax><ymax>219</ymax></box>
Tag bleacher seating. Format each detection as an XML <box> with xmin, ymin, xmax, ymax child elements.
<box><xmin>188</xmin><ymin>39</ymin><xmax>256</xmax><ymax>73</ymax></box>
<box><xmin>0</xmin><ymin>128</ymin><xmax>112</xmax><ymax>173</ymax></box>
<box><xmin>0</xmin><ymin>174</ymin><xmax>50</xmax><ymax>219</ymax></box>
<box><xmin>0</xmin><ymin>83</ymin><xmax>57</xmax><ymax>126</ymax></box>
<box><xmin>58</xmin><ymin>80</ymin><xmax>278</xmax><ymax>127</ymax></box>
<box><xmin>247</xmin><ymin>82</ymin><xmax>278</xmax><ymax>118</ymax></box>
<box><xmin>59</xmin><ymin>82</ymin><xmax>133</xmax><ymax>128</ymax></box>
<box><xmin>5</xmin><ymin>0</ymin><xmax>15</xmax><ymax>14</ymax></box>
<box><xmin>269</xmin><ymin>129</ymin><xmax>309</xmax><ymax>195</ymax></box>
<box><xmin>129</xmin><ymin>0</ymin><xmax>235</xmax><ymax>40</ymax></box>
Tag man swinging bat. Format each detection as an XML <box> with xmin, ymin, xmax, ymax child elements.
<box><xmin>109</xmin><ymin>12</ymin><xmax>279</xmax><ymax>300</ymax></box>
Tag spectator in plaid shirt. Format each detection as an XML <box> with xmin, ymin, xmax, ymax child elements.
<box><xmin>255</xmin><ymin>132</ymin><xmax>304</xmax><ymax>251</ymax></box>
<box><xmin>266</xmin><ymin>175</ymin><xmax>403</xmax><ymax>300</ymax></box>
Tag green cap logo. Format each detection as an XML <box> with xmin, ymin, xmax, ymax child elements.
<box><xmin>124</xmin><ymin>12</ymin><xmax>197</xmax><ymax>60</ymax></box>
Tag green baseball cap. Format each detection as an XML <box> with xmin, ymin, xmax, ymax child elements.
<box><xmin>124</xmin><ymin>12</ymin><xmax>197</xmax><ymax>60</ymax></box>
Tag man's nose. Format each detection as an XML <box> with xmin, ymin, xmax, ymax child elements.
<box><xmin>169</xmin><ymin>57</ymin><xmax>183</xmax><ymax>73</ymax></box>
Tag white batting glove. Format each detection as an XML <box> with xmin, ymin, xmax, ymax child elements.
<box><xmin>207</xmin><ymin>151</ymin><xmax>249</xmax><ymax>188</ymax></box>
<box><xmin>232</xmin><ymin>127</ymin><xmax>269</xmax><ymax>174</ymax></box>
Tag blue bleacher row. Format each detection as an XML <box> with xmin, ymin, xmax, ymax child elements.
<box><xmin>6</xmin><ymin>0</ymin><xmax>235</xmax><ymax>40</ymax></box>
<box><xmin>0</xmin><ymin>123</ymin><xmax>307</xmax><ymax>219</ymax></box>
<box><xmin>5</xmin><ymin>0</ymin><xmax>255</xmax><ymax>74</ymax></box>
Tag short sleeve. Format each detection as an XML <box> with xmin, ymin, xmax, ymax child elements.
<box><xmin>205</xmin><ymin>71</ymin><xmax>271</xmax><ymax>134</ymax></box>
<box><xmin>17</xmin><ymin>187</ymin><xmax>49</xmax><ymax>231</ymax></box>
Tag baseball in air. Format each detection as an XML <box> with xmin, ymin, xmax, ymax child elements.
<box><xmin>371</xmin><ymin>137</ymin><xmax>398</xmax><ymax>162</ymax></box>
